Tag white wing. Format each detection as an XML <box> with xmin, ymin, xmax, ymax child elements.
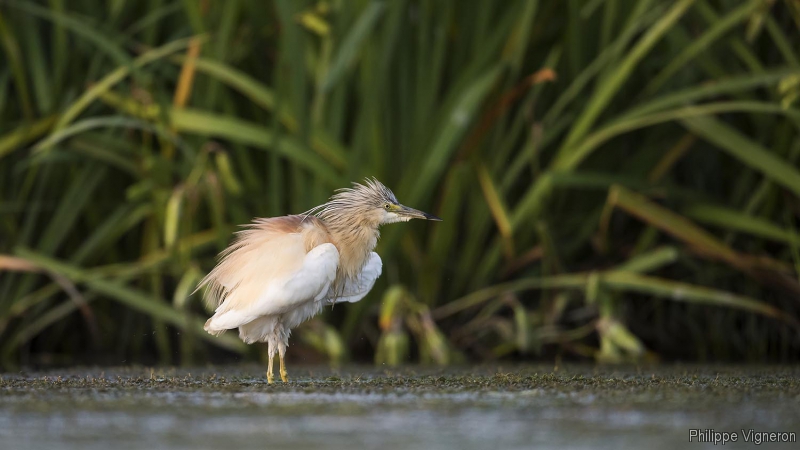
<box><xmin>205</xmin><ymin>243</ymin><xmax>339</xmax><ymax>331</ymax></box>
<box><xmin>264</xmin><ymin>243</ymin><xmax>339</xmax><ymax>311</ymax></box>
<box><xmin>328</xmin><ymin>252</ymin><xmax>382</xmax><ymax>304</ymax></box>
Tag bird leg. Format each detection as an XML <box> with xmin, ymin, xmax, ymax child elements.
<box><xmin>266</xmin><ymin>341</ymin><xmax>276</xmax><ymax>384</ymax></box>
<box><xmin>266</xmin><ymin>353</ymin><xmax>275</xmax><ymax>384</ymax></box>
<box><xmin>279</xmin><ymin>356</ymin><xmax>288</xmax><ymax>382</ymax></box>
<box><xmin>279</xmin><ymin>347</ymin><xmax>289</xmax><ymax>383</ymax></box>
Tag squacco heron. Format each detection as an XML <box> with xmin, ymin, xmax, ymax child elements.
<box><xmin>197</xmin><ymin>178</ymin><xmax>440</xmax><ymax>383</ymax></box>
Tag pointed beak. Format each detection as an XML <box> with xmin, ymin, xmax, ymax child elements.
<box><xmin>397</xmin><ymin>204</ymin><xmax>442</xmax><ymax>221</ymax></box>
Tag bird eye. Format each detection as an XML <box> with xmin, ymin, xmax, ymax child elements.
<box><xmin>384</xmin><ymin>203</ymin><xmax>391</xmax><ymax>210</ymax></box>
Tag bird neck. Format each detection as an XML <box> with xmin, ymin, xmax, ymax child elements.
<box><xmin>325</xmin><ymin>219</ymin><xmax>380</xmax><ymax>281</ymax></box>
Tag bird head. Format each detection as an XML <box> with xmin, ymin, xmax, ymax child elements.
<box><xmin>318</xmin><ymin>178</ymin><xmax>441</xmax><ymax>228</ymax></box>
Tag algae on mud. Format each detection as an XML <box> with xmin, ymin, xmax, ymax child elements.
<box><xmin>2</xmin><ymin>365</ymin><xmax>799</xmax><ymax>449</ymax></box>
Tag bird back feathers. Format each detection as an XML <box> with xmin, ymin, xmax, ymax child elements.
<box><xmin>195</xmin><ymin>215</ymin><xmax>330</xmax><ymax>314</ymax></box>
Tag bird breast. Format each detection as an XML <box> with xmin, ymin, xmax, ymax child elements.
<box><xmin>325</xmin><ymin>225</ymin><xmax>379</xmax><ymax>283</ymax></box>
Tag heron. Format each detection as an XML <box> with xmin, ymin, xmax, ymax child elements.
<box><xmin>197</xmin><ymin>178</ymin><xmax>441</xmax><ymax>383</ymax></box>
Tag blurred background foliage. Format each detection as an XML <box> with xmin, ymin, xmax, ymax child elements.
<box><xmin>1</xmin><ymin>0</ymin><xmax>800</xmax><ymax>369</ymax></box>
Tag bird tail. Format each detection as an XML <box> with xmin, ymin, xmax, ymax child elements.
<box><xmin>204</xmin><ymin>317</ymin><xmax>227</xmax><ymax>336</ymax></box>
<box><xmin>204</xmin><ymin>309</ymin><xmax>255</xmax><ymax>336</ymax></box>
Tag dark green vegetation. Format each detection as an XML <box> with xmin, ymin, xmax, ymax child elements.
<box><xmin>1</xmin><ymin>0</ymin><xmax>800</xmax><ymax>368</ymax></box>
<box><xmin>2</xmin><ymin>365</ymin><xmax>799</xmax><ymax>449</ymax></box>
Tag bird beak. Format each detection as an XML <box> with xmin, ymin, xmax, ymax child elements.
<box><xmin>397</xmin><ymin>204</ymin><xmax>442</xmax><ymax>221</ymax></box>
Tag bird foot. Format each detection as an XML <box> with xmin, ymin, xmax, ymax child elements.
<box><xmin>267</xmin><ymin>371</ymin><xmax>274</xmax><ymax>384</ymax></box>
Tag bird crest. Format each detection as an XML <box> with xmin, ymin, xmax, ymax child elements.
<box><xmin>304</xmin><ymin>177</ymin><xmax>398</xmax><ymax>223</ymax></box>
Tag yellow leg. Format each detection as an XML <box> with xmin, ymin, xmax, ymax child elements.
<box><xmin>267</xmin><ymin>354</ymin><xmax>275</xmax><ymax>384</ymax></box>
<box><xmin>279</xmin><ymin>354</ymin><xmax>288</xmax><ymax>383</ymax></box>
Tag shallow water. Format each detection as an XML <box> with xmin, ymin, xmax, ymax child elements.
<box><xmin>2</xmin><ymin>365</ymin><xmax>799</xmax><ymax>449</ymax></box>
